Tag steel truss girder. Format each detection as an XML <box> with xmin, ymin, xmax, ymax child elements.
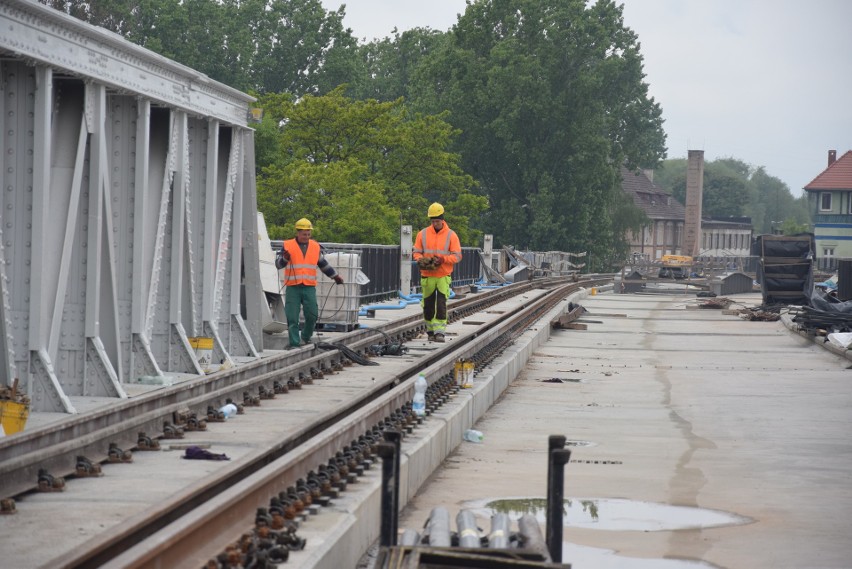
<box><xmin>0</xmin><ymin>6</ymin><xmax>263</xmax><ymax>412</ymax></box>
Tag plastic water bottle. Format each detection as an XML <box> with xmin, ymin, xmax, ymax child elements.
<box><xmin>220</xmin><ymin>403</ymin><xmax>238</xmax><ymax>418</ymax></box>
<box><xmin>463</xmin><ymin>429</ymin><xmax>484</xmax><ymax>443</ymax></box>
<box><xmin>412</xmin><ymin>373</ymin><xmax>428</xmax><ymax>416</ymax></box>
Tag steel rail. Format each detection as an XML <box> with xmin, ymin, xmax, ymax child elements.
<box><xmin>0</xmin><ymin>277</ymin><xmax>598</xmax><ymax>500</ymax></box>
<box><xmin>91</xmin><ymin>279</ymin><xmax>608</xmax><ymax>569</ymax></box>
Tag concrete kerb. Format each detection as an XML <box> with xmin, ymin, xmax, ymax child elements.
<box><xmin>297</xmin><ymin>288</ymin><xmax>592</xmax><ymax>568</ymax></box>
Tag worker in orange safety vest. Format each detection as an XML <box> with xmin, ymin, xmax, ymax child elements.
<box><xmin>275</xmin><ymin>218</ymin><xmax>344</xmax><ymax>348</ymax></box>
<box><xmin>412</xmin><ymin>202</ymin><xmax>462</xmax><ymax>342</ymax></box>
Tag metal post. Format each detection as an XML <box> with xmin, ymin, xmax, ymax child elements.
<box><xmin>400</xmin><ymin>225</ymin><xmax>413</xmax><ymax>296</ymax></box>
<box><xmin>545</xmin><ymin>435</ymin><xmax>566</xmax><ymax>544</ymax></box>
<box><xmin>383</xmin><ymin>429</ymin><xmax>402</xmax><ymax>544</ymax></box>
<box><xmin>546</xmin><ymin>446</ymin><xmax>571</xmax><ymax>563</ymax></box>
<box><xmin>376</xmin><ymin>442</ymin><xmax>397</xmax><ymax>548</ymax></box>
<box><xmin>482</xmin><ymin>234</ymin><xmax>493</xmax><ymax>282</ymax></box>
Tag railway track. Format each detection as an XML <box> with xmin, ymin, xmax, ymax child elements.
<box><xmin>0</xmin><ymin>276</ymin><xmax>610</xmax><ymax>569</ymax></box>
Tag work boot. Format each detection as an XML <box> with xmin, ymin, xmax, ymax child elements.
<box><xmin>434</xmin><ymin>333</ymin><xmax>445</xmax><ymax>343</ymax></box>
<box><xmin>427</xmin><ymin>332</ymin><xmax>435</xmax><ymax>342</ymax></box>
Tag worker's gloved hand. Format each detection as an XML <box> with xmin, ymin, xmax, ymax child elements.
<box><xmin>416</xmin><ymin>257</ymin><xmax>433</xmax><ymax>270</ymax></box>
<box><xmin>432</xmin><ymin>255</ymin><xmax>443</xmax><ymax>265</ymax></box>
<box><xmin>275</xmin><ymin>248</ymin><xmax>290</xmax><ymax>270</ymax></box>
<box><xmin>333</xmin><ymin>275</ymin><xmax>344</xmax><ymax>285</ymax></box>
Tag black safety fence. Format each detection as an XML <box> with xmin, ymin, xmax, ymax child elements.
<box><xmin>271</xmin><ymin>241</ymin><xmax>483</xmax><ymax>303</ymax></box>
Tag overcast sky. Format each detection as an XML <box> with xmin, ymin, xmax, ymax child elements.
<box><xmin>322</xmin><ymin>0</ymin><xmax>852</xmax><ymax>197</ymax></box>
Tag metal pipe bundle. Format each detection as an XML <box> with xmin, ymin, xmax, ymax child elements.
<box><xmin>456</xmin><ymin>510</ymin><xmax>480</xmax><ymax>548</ymax></box>
<box><xmin>488</xmin><ymin>513</ymin><xmax>510</xmax><ymax>549</ymax></box>
<box><xmin>399</xmin><ymin>528</ymin><xmax>421</xmax><ymax>546</ymax></box>
<box><xmin>518</xmin><ymin>514</ymin><xmax>551</xmax><ymax>561</ymax></box>
<box><xmin>426</xmin><ymin>507</ymin><xmax>452</xmax><ymax>547</ymax></box>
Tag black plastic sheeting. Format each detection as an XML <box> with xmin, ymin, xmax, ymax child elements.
<box><xmin>790</xmin><ymin>289</ymin><xmax>852</xmax><ymax>335</ymax></box>
<box><xmin>758</xmin><ymin>237</ymin><xmax>813</xmax><ymax>258</ymax></box>
<box><xmin>754</xmin><ymin>234</ymin><xmax>815</xmax><ymax>307</ymax></box>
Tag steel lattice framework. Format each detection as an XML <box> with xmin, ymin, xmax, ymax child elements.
<box><xmin>0</xmin><ymin>0</ymin><xmax>265</xmax><ymax>412</ymax></box>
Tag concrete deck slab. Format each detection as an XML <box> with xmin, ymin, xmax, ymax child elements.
<box><xmin>397</xmin><ymin>292</ymin><xmax>852</xmax><ymax>569</ymax></box>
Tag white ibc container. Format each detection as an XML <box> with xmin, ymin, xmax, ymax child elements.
<box><xmin>316</xmin><ymin>252</ymin><xmax>362</xmax><ymax>330</ymax></box>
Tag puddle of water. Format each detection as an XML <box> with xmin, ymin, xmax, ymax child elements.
<box><xmin>461</xmin><ymin>496</ymin><xmax>750</xmax><ymax>531</ymax></box>
<box><xmin>563</xmin><ymin>541</ymin><xmax>719</xmax><ymax>569</ymax></box>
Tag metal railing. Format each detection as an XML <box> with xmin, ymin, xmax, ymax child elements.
<box><xmin>271</xmin><ymin>241</ymin><xmax>484</xmax><ymax>302</ymax></box>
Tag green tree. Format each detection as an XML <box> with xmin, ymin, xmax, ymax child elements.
<box><xmin>42</xmin><ymin>0</ymin><xmax>363</xmax><ymax>95</ymax></box>
<box><xmin>351</xmin><ymin>28</ymin><xmax>449</xmax><ymax>102</ymax></box>
<box><xmin>256</xmin><ymin>88</ymin><xmax>487</xmax><ymax>244</ymax></box>
<box><xmin>751</xmin><ymin>167</ymin><xmax>810</xmax><ymax>233</ymax></box>
<box><xmin>249</xmin><ymin>0</ymin><xmax>360</xmax><ymax>95</ymax></box>
<box><xmin>408</xmin><ymin>0</ymin><xmax>666</xmax><ymax>267</ymax></box>
<box><xmin>778</xmin><ymin>218</ymin><xmax>810</xmax><ymax>235</ymax></box>
<box><xmin>610</xmin><ymin>188</ymin><xmax>650</xmax><ymax>264</ymax></box>
<box><xmin>703</xmin><ymin>168</ymin><xmax>751</xmax><ymax>218</ymax></box>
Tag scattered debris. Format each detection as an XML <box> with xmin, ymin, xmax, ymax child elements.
<box><xmin>790</xmin><ymin>305</ymin><xmax>852</xmax><ymax>336</ymax></box>
<box><xmin>827</xmin><ymin>332</ymin><xmax>852</xmax><ymax>350</ymax></box>
<box><xmin>182</xmin><ymin>446</ymin><xmax>230</xmax><ymax>461</ymax></box>
<box><xmin>541</xmin><ymin>377</ymin><xmax>581</xmax><ymax>384</ymax></box>
<box><xmin>0</xmin><ymin>378</ymin><xmax>29</xmax><ymax>406</ymax></box>
<box><xmin>739</xmin><ymin>309</ymin><xmax>781</xmax><ymax>322</ymax></box>
<box><xmin>0</xmin><ymin>498</ymin><xmax>16</xmax><ymax>515</ymax></box>
<box><xmin>698</xmin><ymin>297</ymin><xmax>732</xmax><ymax>309</ymax></box>
<box><xmin>551</xmin><ymin>302</ymin><xmax>587</xmax><ymax>329</ymax></box>
<box><xmin>0</xmin><ymin>378</ymin><xmax>30</xmax><ymax>435</ymax></box>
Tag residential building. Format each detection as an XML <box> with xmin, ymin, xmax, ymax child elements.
<box><xmin>622</xmin><ymin>167</ymin><xmax>685</xmax><ymax>260</ymax></box>
<box><xmin>804</xmin><ymin>150</ymin><xmax>852</xmax><ymax>263</ymax></box>
<box><xmin>699</xmin><ymin>216</ymin><xmax>753</xmax><ymax>257</ymax></box>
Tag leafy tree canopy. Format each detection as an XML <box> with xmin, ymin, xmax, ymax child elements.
<box><xmin>44</xmin><ymin>0</ymin><xmax>809</xmax><ymax>260</ymax></box>
<box><xmin>349</xmin><ymin>27</ymin><xmax>449</xmax><ymax>102</ymax></box>
<box><xmin>406</xmin><ymin>0</ymin><xmax>666</xmax><ymax>269</ymax></box>
<box><xmin>42</xmin><ymin>0</ymin><xmax>364</xmax><ymax>95</ymax></box>
<box><xmin>256</xmin><ymin>88</ymin><xmax>487</xmax><ymax>244</ymax></box>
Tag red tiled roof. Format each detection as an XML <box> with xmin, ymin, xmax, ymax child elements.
<box><xmin>621</xmin><ymin>167</ymin><xmax>685</xmax><ymax>220</ymax></box>
<box><xmin>804</xmin><ymin>150</ymin><xmax>852</xmax><ymax>191</ymax></box>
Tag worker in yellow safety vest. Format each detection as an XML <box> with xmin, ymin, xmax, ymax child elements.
<box><xmin>275</xmin><ymin>218</ymin><xmax>344</xmax><ymax>348</ymax></box>
<box><xmin>412</xmin><ymin>203</ymin><xmax>462</xmax><ymax>342</ymax></box>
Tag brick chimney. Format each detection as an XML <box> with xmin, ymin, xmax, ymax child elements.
<box><xmin>683</xmin><ymin>150</ymin><xmax>704</xmax><ymax>257</ymax></box>
<box><xmin>829</xmin><ymin>150</ymin><xmax>837</xmax><ymax>166</ymax></box>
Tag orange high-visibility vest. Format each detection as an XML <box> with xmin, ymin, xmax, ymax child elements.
<box><xmin>413</xmin><ymin>222</ymin><xmax>462</xmax><ymax>277</ymax></box>
<box><xmin>282</xmin><ymin>239</ymin><xmax>321</xmax><ymax>286</ymax></box>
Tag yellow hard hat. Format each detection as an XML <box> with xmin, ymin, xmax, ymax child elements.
<box><xmin>427</xmin><ymin>202</ymin><xmax>444</xmax><ymax>218</ymax></box>
<box><xmin>294</xmin><ymin>218</ymin><xmax>313</xmax><ymax>230</ymax></box>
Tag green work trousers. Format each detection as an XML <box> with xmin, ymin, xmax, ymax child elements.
<box><xmin>285</xmin><ymin>284</ymin><xmax>318</xmax><ymax>347</ymax></box>
<box><xmin>421</xmin><ymin>275</ymin><xmax>451</xmax><ymax>334</ymax></box>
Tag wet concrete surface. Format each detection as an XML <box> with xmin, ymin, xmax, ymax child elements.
<box><xmin>397</xmin><ymin>292</ymin><xmax>852</xmax><ymax>569</ymax></box>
